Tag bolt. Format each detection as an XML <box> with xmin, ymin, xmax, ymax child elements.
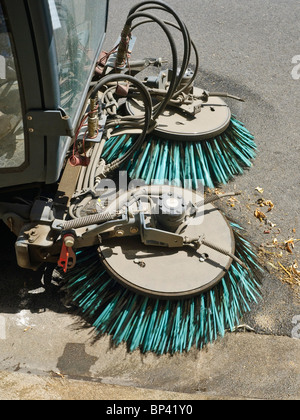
<box><xmin>116</xmin><ymin>229</ymin><xmax>125</xmax><ymax>237</ymax></box>
<box><xmin>28</xmin><ymin>230</ymin><xmax>37</xmax><ymax>243</ymax></box>
<box><xmin>64</xmin><ymin>235</ymin><xmax>75</xmax><ymax>248</ymax></box>
<box><xmin>130</xmin><ymin>227</ymin><xmax>139</xmax><ymax>234</ymax></box>
<box><xmin>199</xmin><ymin>253</ymin><xmax>209</xmax><ymax>262</ymax></box>
<box><xmin>134</xmin><ymin>259</ymin><xmax>146</xmax><ymax>268</ymax></box>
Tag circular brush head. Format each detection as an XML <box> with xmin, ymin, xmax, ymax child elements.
<box><xmin>102</xmin><ymin>115</ymin><xmax>256</xmax><ymax>190</ymax></box>
<box><xmin>61</xmin><ymin>225</ymin><xmax>262</xmax><ymax>355</ymax></box>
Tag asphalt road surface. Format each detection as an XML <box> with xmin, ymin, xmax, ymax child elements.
<box><xmin>0</xmin><ymin>0</ymin><xmax>300</xmax><ymax>400</ymax></box>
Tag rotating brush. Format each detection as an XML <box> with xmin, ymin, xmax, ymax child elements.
<box><xmin>98</xmin><ymin>0</ymin><xmax>257</xmax><ymax>189</ymax></box>
<box><xmin>102</xmin><ymin>116</ymin><xmax>256</xmax><ymax>190</ymax></box>
<box><xmin>62</xmin><ymin>225</ymin><xmax>262</xmax><ymax>355</ymax></box>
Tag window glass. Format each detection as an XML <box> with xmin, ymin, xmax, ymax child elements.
<box><xmin>49</xmin><ymin>0</ymin><xmax>108</xmax><ymax>121</ymax></box>
<box><xmin>0</xmin><ymin>3</ymin><xmax>25</xmax><ymax>169</ymax></box>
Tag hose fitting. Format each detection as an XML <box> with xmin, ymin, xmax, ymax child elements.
<box><xmin>88</xmin><ymin>98</ymin><xmax>99</xmax><ymax>139</ymax></box>
<box><xmin>115</xmin><ymin>24</ymin><xmax>132</xmax><ymax>68</ymax></box>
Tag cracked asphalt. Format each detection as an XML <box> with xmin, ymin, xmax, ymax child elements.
<box><xmin>0</xmin><ymin>0</ymin><xmax>299</xmax><ymax>400</ymax></box>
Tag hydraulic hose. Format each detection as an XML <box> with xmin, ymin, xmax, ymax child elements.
<box><xmin>131</xmin><ymin>18</ymin><xmax>199</xmax><ymax>98</ymax></box>
<box><xmin>115</xmin><ymin>10</ymin><xmax>178</xmax><ymax>120</ymax></box>
<box><xmin>129</xmin><ymin>1</ymin><xmax>192</xmax><ymax>96</ymax></box>
<box><xmin>90</xmin><ymin>73</ymin><xmax>153</xmax><ymax>171</ymax></box>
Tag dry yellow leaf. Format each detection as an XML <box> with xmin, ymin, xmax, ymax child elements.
<box><xmin>255</xmin><ymin>187</ymin><xmax>264</xmax><ymax>194</ymax></box>
<box><xmin>227</xmin><ymin>197</ymin><xmax>239</xmax><ymax>208</ymax></box>
<box><xmin>285</xmin><ymin>238</ymin><xmax>297</xmax><ymax>244</ymax></box>
<box><xmin>265</xmin><ymin>200</ymin><xmax>274</xmax><ymax>212</ymax></box>
<box><xmin>278</xmin><ymin>261</ymin><xmax>292</xmax><ymax>277</ymax></box>
<box><xmin>291</xmin><ymin>262</ymin><xmax>300</xmax><ymax>275</ymax></box>
<box><xmin>254</xmin><ymin>208</ymin><xmax>266</xmax><ymax>222</ymax></box>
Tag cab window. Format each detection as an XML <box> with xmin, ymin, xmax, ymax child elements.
<box><xmin>49</xmin><ymin>0</ymin><xmax>108</xmax><ymax>121</ymax></box>
<box><xmin>0</xmin><ymin>2</ymin><xmax>25</xmax><ymax>169</ymax></box>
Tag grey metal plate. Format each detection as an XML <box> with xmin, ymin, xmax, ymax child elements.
<box><xmin>127</xmin><ymin>87</ymin><xmax>232</xmax><ymax>141</ymax></box>
<box><xmin>99</xmin><ymin>203</ymin><xmax>235</xmax><ymax>299</ymax></box>
<box><xmin>153</xmin><ymin>98</ymin><xmax>231</xmax><ymax>141</ymax></box>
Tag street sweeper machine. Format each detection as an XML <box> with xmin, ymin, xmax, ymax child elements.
<box><xmin>0</xmin><ymin>0</ymin><xmax>262</xmax><ymax>354</ymax></box>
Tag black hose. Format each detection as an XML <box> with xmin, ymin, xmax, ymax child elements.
<box><xmin>131</xmin><ymin>3</ymin><xmax>191</xmax><ymax>91</ymax></box>
<box><xmin>118</xmin><ymin>11</ymin><xmax>178</xmax><ymax>120</ymax></box>
<box><xmin>90</xmin><ymin>73</ymin><xmax>153</xmax><ymax>170</ymax></box>
<box><xmin>122</xmin><ymin>0</ymin><xmax>201</xmax><ymax>105</ymax></box>
<box><xmin>131</xmin><ymin>18</ymin><xmax>200</xmax><ymax>97</ymax></box>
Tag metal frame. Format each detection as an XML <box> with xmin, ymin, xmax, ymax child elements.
<box><xmin>0</xmin><ymin>0</ymin><xmax>45</xmax><ymax>185</ymax></box>
<box><xmin>0</xmin><ymin>0</ymin><xmax>109</xmax><ymax>188</ymax></box>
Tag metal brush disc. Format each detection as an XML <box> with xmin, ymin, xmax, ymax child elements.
<box><xmin>98</xmin><ymin>188</ymin><xmax>235</xmax><ymax>299</ymax></box>
<box><xmin>127</xmin><ymin>87</ymin><xmax>232</xmax><ymax>141</ymax></box>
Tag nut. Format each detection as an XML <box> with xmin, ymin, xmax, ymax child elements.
<box><xmin>130</xmin><ymin>227</ymin><xmax>139</xmax><ymax>234</ymax></box>
<box><xmin>64</xmin><ymin>235</ymin><xmax>75</xmax><ymax>248</ymax></box>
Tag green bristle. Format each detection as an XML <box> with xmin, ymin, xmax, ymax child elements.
<box><xmin>62</xmin><ymin>226</ymin><xmax>263</xmax><ymax>355</ymax></box>
<box><xmin>102</xmin><ymin>116</ymin><xmax>257</xmax><ymax>189</ymax></box>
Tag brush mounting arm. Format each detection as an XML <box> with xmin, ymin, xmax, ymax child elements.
<box><xmin>97</xmin><ymin>185</ymin><xmax>236</xmax><ymax>299</ymax></box>
<box><xmin>59</xmin><ymin>188</ymin><xmax>199</xmax><ymax>249</ymax></box>
<box><xmin>126</xmin><ymin>57</ymin><xmax>168</xmax><ymax>75</ymax></box>
<box><xmin>70</xmin><ymin>199</ymin><xmax>188</xmax><ymax>249</ymax></box>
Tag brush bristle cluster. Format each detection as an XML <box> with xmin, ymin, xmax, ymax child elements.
<box><xmin>102</xmin><ymin>116</ymin><xmax>256</xmax><ymax>189</ymax></box>
<box><xmin>62</xmin><ymin>227</ymin><xmax>262</xmax><ymax>355</ymax></box>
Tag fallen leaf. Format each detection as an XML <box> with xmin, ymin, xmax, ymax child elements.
<box><xmin>291</xmin><ymin>262</ymin><xmax>300</xmax><ymax>275</ymax></box>
<box><xmin>255</xmin><ymin>187</ymin><xmax>264</xmax><ymax>194</ymax></box>
<box><xmin>284</xmin><ymin>238</ymin><xmax>297</xmax><ymax>254</ymax></box>
<box><xmin>256</xmin><ymin>198</ymin><xmax>274</xmax><ymax>211</ymax></box>
<box><xmin>227</xmin><ymin>196</ymin><xmax>239</xmax><ymax>208</ymax></box>
<box><xmin>254</xmin><ymin>208</ymin><xmax>266</xmax><ymax>222</ymax></box>
<box><xmin>265</xmin><ymin>200</ymin><xmax>274</xmax><ymax>212</ymax></box>
<box><xmin>285</xmin><ymin>238</ymin><xmax>298</xmax><ymax>244</ymax></box>
<box><xmin>54</xmin><ymin>371</ymin><xmax>65</xmax><ymax>379</ymax></box>
<box><xmin>267</xmin><ymin>262</ymin><xmax>279</xmax><ymax>270</ymax></box>
<box><xmin>256</xmin><ymin>198</ymin><xmax>265</xmax><ymax>206</ymax></box>
<box><xmin>278</xmin><ymin>261</ymin><xmax>292</xmax><ymax>277</ymax></box>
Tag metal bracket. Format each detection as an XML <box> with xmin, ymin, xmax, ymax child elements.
<box><xmin>26</xmin><ymin>108</ymin><xmax>75</xmax><ymax>137</ymax></box>
<box><xmin>106</xmin><ymin>36</ymin><xmax>137</xmax><ymax>70</ymax></box>
<box><xmin>139</xmin><ymin>212</ymin><xmax>184</xmax><ymax>248</ymax></box>
<box><xmin>75</xmin><ymin>114</ymin><xmax>107</xmax><ymax>143</ymax></box>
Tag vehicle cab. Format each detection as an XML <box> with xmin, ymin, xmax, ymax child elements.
<box><xmin>0</xmin><ymin>0</ymin><xmax>108</xmax><ymax>189</ymax></box>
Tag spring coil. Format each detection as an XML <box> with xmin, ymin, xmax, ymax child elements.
<box><xmin>62</xmin><ymin>212</ymin><xmax>117</xmax><ymax>230</ymax></box>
